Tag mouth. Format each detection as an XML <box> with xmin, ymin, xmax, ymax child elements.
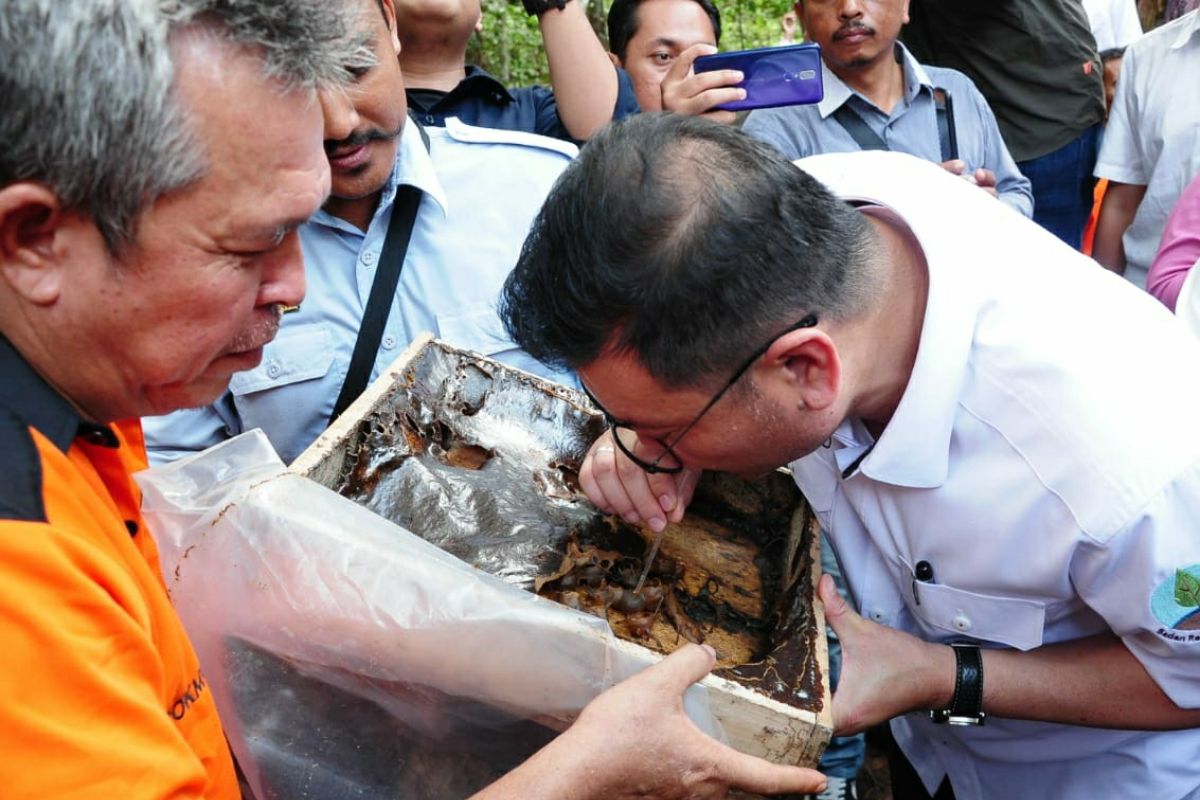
<box><xmin>328</xmin><ymin>142</ymin><xmax>370</xmax><ymax>172</ymax></box>
<box><xmin>833</xmin><ymin>25</ymin><xmax>873</xmax><ymax>43</ymax></box>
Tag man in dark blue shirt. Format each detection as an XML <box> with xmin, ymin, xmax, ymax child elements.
<box><xmin>397</xmin><ymin>0</ymin><xmax>640</xmax><ymax>141</ymax></box>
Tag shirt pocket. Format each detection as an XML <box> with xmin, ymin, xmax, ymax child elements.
<box><xmin>228</xmin><ymin>324</ymin><xmax>335</xmax><ymax>396</ymax></box>
<box><xmin>911</xmin><ymin>580</ymin><xmax>1046</xmax><ymax>651</ymax></box>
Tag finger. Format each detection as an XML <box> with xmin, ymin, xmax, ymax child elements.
<box><xmin>974</xmin><ymin>168</ymin><xmax>997</xmax><ymax>187</ymax></box>
<box><xmin>679</xmin><ymin>68</ymin><xmax>744</xmax><ymax>94</ymax></box>
<box><xmin>585</xmin><ymin>442</ymin><xmax>654</xmax><ymax>523</ymax></box>
<box><xmin>940</xmin><ymin>159</ymin><xmax>966</xmax><ymax>175</ymax></box>
<box><xmin>648</xmin><ymin>642</ymin><xmax>718</xmax><ymax>696</ymax></box>
<box><xmin>669</xmin><ymin>42</ymin><xmax>719</xmax><ymax>81</ymax></box>
<box><xmin>579</xmin><ymin>450</ymin><xmax>617</xmax><ymax>514</ymax></box>
<box><xmin>818</xmin><ymin>573</ymin><xmax>850</xmax><ymax>621</ymax></box>
<box><xmin>673</xmin><ymin>85</ymin><xmax>746</xmax><ymax>116</ymax></box>
<box><xmin>714</xmin><ymin>748</ymin><xmax>829</xmax><ymax>796</ymax></box>
<box><xmin>664</xmin><ymin>467</ymin><xmax>702</xmax><ymax>523</ymax></box>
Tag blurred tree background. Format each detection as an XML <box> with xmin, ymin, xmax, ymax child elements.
<box><xmin>466</xmin><ymin>0</ymin><xmax>793</xmax><ymax>87</ymax></box>
<box><xmin>465</xmin><ymin>0</ymin><xmax>1173</xmax><ymax>88</ymax></box>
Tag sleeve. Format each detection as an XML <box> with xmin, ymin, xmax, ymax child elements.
<box><xmin>0</xmin><ymin>520</ymin><xmax>211</xmax><ymax>797</ymax></box>
<box><xmin>1147</xmin><ymin>173</ymin><xmax>1200</xmax><ymax>311</ymax></box>
<box><xmin>530</xmin><ymin>67</ymin><xmax>641</xmax><ymax>143</ymax></box>
<box><xmin>1113</xmin><ymin>0</ymin><xmax>1143</xmax><ymax>49</ymax></box>
<box><xmin>963</xmin><ymin>80</ymin><xmax>1034</xmax><ymax>218</ymax></box>
<box><xmin>1070</xmin><ymin>459</ymin><xmax>1200</xmax><ymax>709</ymax></box>
<box><xmin>143</xmin><ymin>391</ymin><xmax>241</xmax><ymax>466</ymax></box>
<box><xmin>1093</xmin><ymin>44</ymin><xmax>1146</xmax><ymax>184</ymax></box>
<box><xmin>612</xmin><ymin>66</ymin><xmax>642</xmax><ymax>119</ymax></box>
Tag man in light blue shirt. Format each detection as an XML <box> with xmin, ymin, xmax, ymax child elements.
<box><xmin>145</xmin><ymin>0</ymin><xmax>575</xmax><ymax>465</ymax></box>
<box><xmin>744</xmin><ymin>0</ymin><xmax>1032</xmax><ymax>220</ymax></box>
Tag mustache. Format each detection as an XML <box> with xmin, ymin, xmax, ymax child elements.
<box><xmin>833</xmin><ymin>21</ymin><xmax>873</xmax><ymax>40</ymax></box>
<box><xmin>324</xmin><ymin>127</ymin><xmax>394</xmax><ymax>156</ymax></box>
<box><xmin>227</xmin><ymin>307</ymin><xmax>281</xmax><ymax>354</ymax></box>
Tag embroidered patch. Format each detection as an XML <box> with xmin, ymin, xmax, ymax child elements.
<box><xmin>1152</xmin><ymin>566</ymin><xmax>1200</xmax><ymax>634</ymax></box>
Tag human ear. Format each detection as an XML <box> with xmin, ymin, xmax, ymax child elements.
<box><xmin>608</xmin><ymin>51</ymin><xmax>622</xmax><ymax>69</ymax></box>
<box><xmin>379</xmin><ymin>0</ymin><xmax>402</xmax><ymax>53</ymax></box>
<box><xmin>768</xmin><ymin>329</ymin><xmax>841</xmax><ymax>412</ymax></box>
<box><xmin>0</xmin><ymin>183</ymin><xmax>69</xmax><ymax>305</ymax></box>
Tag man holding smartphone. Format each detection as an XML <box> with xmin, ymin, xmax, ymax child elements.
<box><xmin>744</xmin><ymin>0</ymin><xmax>1032</xmax><ymax>218</ymax></box>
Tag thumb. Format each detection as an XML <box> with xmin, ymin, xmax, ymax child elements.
<box><xmin>818</xmin><ymin>572</ymin><xmax>860</xmax><ymax>641</ymax></box>
<box><xmin>653</xmin><ymin>642</ymin><xmax>718</xmax><ymax>696</ymax></box>
<box><xmin>714</xmin><ymin>747</ymin><xmax>829</xmax><ymax>796</ymax></box>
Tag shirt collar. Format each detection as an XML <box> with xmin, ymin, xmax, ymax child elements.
<box><xmin>816</xmin><ymin>42</ymin><xmax>932</xmax><ymax>119</ymax></box>
<box><xmin>0</xmin><ymin>335</ymin><xmax>115</xmax><ymax>452</ymax></box>
<box><xmin>1172</xmin><ymin>9</ymin><xmax>1200</xmax><ymax>49</ymax></box>
<box><xmin>458</xmin><ymin>65</ymin><xmax>517</xmax><ymax>103</ymax></box>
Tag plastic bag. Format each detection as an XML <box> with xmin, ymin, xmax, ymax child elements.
<box><xmin>138</xmin><ymin>430</ymin><xmax>722</xmax><ymax>799</ymax></box>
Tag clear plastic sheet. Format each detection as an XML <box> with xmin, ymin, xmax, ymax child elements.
<box><xmin>138</xmin><ymin>430</ymin><xmax>723</xmax><ymax>800</ymax></box>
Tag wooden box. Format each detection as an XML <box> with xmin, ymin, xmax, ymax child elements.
<box><xmin>291</xmin><ymin>335</ymin><xmax>833</xmax><ymax>771</ymax></box>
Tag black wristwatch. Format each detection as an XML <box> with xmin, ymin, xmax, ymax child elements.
<box><xmin>521</xmin><ymin>0</ymin><xmax>569</xmax><ymax>16</ymax></box>
<box><xmin>930</xmin><ymin>643</ymin><xmax>985</xmax><ymax>726</ymax></box>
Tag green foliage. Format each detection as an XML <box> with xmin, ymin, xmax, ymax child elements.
<box><xmin>1176</xmin><ymin>569</ymin><xmax>1200</xmax><ymax>608</ymax></box>
<box><xmin>466</xmin><ymin>0</ymin><xmax>796</xmax><ymax>87</ymax></box>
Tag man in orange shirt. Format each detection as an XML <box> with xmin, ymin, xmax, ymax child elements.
<box><xmin>0</xmin><ymin>1</ymin><xmax>824</xmax><ymax>797</ymax></box>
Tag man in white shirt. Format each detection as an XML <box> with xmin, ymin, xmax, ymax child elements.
<box><xmin>1081</xmin><ymin>0</ymin><xmax>1142</xmax><ymax>51</ymax></box>
<box><xmin>498</xmin><ymin>113</ymin><xmax>1200</xmax><ymax>799</ymax></box>
<box><xmin>1094</xmin><ymin>9</ymin><xmax>1200</xmax><ymax>289</ymax></box>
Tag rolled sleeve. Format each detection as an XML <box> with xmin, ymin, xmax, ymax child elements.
<box><xmin>1094</xmin><ymin>46</ymin><xmax>1147</xmax><ymax>185</ymax></box>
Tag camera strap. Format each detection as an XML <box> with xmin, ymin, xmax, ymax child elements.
<box><xmin>832</xmin><ymin>87</ymin><xmax>957</xmax><ymax>163</ymax></box>
<box><xmin>329</xmin><ymin>118</ymin><xmax>431</xmax><ymax>424</ymax></box>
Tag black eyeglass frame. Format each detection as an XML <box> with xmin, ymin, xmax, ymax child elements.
<box><xmin>581</xmin><ymin>314</ymin><xmax>819</xmax><ymax>474</ymax></box>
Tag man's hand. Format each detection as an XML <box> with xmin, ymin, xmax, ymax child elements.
<box><xmin>559</xmin><ymin>645</ymin><xmax>829</xmax><ymax>798</ymax></box>
<box><xmin>579</xmin><ymin>430</ymin><xmax>701</xmax><ymax>532</ymax></box>
<box><xmin>940</xmin><ymin>160</ymin><xmax>999</xmax><ymax>198</ymax></box>
<box><xmin>660</xmin><ymin>43</ymin><xmax>744</xmax><ymax>125</ymax></box>
<box><xmin>818</xmin><ymin>574</ymin><xmax>954</xmax><ymax>735</ymax></box>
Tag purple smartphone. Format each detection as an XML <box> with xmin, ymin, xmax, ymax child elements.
<box><xmin>693</xmin><ymin>43</ymin><xmax>824</xmax><ymax>113</ymax></box>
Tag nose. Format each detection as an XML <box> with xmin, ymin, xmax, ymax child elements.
<box><xmin>839</xmin><ymin>0</ymin><xmax>864</xmax><ymax>18</ymax></box>
<box><xmin>258</xmin><ymin>230</ymin><xmax>307</xmax><ymax>310</ymax></box>
<box><xmin>320</xmin><ymin>86</ymin><xmax>359</xmax><ymax>143</ymax></box>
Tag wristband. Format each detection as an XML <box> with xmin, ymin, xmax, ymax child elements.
<box><xmin>930</xmin><ymin>643</ymin><xmax>985</xmax><ymax>726</ymax></box>
<box><xmin>521</xmin><ymin>0</ymin><xmax>569</xmax><ymax>16</ymax></box>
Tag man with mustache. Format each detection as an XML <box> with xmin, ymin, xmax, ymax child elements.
<box><xmin>745</xmin><ymin>0</ymin><xmax>1032</xmax><ymax>218</ymax></box>
<box><xmin>146</xmin><ymin>0</ymin><xmax>577</xmax><ymax>465</ymax></box>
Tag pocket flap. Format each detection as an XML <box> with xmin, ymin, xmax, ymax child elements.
<box><xmin>229</xmin><ymin>325</ymin><xmax>335</xmax><ymax>396</ymax></box>
<box><xmin>913</xmin><ymin>581</ymin><xmax>1045</xmax><ymax>651</ymax></box>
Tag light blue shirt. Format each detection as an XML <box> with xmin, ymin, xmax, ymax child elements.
<box><xmin>145</xmin><ymin>118</ymin><xmax>576</xmax><ymax>464</ymax></box>
<box><xmin>744</xmin><ymin>43</ymin><xmax>1034</xmax><ymax>219</ymax></box>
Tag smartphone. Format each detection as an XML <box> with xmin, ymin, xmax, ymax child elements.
<box><xmin>693</xmin><ymin>43</ymin><xmax>824</xmax><ymax>113</ymax></box>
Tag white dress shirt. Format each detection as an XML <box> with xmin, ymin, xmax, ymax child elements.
<box><xmin>794</xmin><ymin>151</ymin><xmax>1200</xmax><ymax>799</ymax></box>
<box><xmin>1082</xmin><ymin>0</ymin><xmax>1143</xmax><ymax>51</ymax></box>
<box><xmin>1095</xmin><ymin>10</ymin><xmax>1200</xmax><ymax>289</ymax></box>
<box><xmin>145</xmin><ymin>119</ymin><xmax>576</xmax><ymax>464</ymax></box>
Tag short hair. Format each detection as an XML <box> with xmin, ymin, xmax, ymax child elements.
<box><xmin>500</xmin><ymin>114</ymin><xmax>879</xmax><ymax>389</ymax></box>
<box><xmin>1099</xmin><ymin>46</ymin><xmax>1126</xmax><ymax>64</ymax></box>
<box><xmin>0</xmin><ymin>0</ymin><xmax>373</xmax><ymax>253</ymax></box>
<box><xmin>607</xmin><ymin>0</ymin><xmax>722</xmax><ymax>62</ymax></box>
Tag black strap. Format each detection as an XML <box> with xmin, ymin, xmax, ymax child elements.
<box><xmin>329</xmin><ymin>120</ymin><xmax>430</xmax><ymax>424</ymax></box>
<box><xmin>832</xmin><ymin>86</ymin><xmax>958</xmax><ymax>163</ymax></box>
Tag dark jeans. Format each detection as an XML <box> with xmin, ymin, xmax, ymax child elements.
<box><xmin>1017</xmin><ymin>124</ymin><xmax>1102</xmax><ymax>250</ymax></box>
<box><xmin>883</xmin><ymin>725</ymin><xmax>957</xmax><ymax>800</ymax></box>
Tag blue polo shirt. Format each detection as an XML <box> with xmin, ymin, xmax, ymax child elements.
<box><xmin>405</xmin><ymin>64</ymin><xmax>641</xmax><ymax>143</ymax></box>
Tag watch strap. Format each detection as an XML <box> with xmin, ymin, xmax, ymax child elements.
<box><xmin>521</xmin><ymin>0</ymin><xmax>568</xmax><ymax>16</ymax></box>
<box><xmin>930</xmin><ymin>644</ymin><xmax>985</xmax><ymax>725</ymax></box>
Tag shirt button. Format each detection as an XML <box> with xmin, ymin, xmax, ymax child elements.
<box><xmin>868</xmin><ymin>608</ymin><xmax>887</xmax><ymax>623</ymax></box>
<box><xmin>382</xmin><ymin>335</ymin><xmax>397</xmax><ymax>350</ymax></box>
<box><xmin>952</xmin><ymin>612</ymin><xmax>972</xmax><ymax>632</ymax></box>
<box><xmin>361</xmin><ymin>250</ymin><xmax>376</xmax><ymax>266</ymax></box>
<box><xmin>266</xmin><ymin>362</ymin><xmax>281</xmax><ymax>378</ymax></box>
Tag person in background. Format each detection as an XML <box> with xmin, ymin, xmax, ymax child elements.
<box><xmin>780</xmin><ymin>8</ymin><xmax>800</xmax><ymax>44</ymax></box>
<box><xmin>903</xmin><ymin>0</ymin><xmax>1106</xmax><ymax>248</ymax></box>
<box><xmin>498</xmin><ymin>112</ymin><xmax>1200</xmax><ymax>800</ymax></box>
<box><xmin>397</xmin><ymin>0</ymin><xmax>638</xmax><ymax>141</ymax></box>
<box><xmin>1146</xmin><ymin>171</ymin><xmax>1200</xmax><ymax>310</ymax></box>
<box><xmin>745</xmin><ymin>0</ymin><xmax>1032</xmax><ymax>218</ymax></box>
<box><xmin>606</xmin><ymin>0</ymin><xmax>743</xmax><ymax>122</ymax></box>
<box><xmin>1080</xmin><ymin>45</ymin><xmax>1129</xmax><ymax>256</ymax></box>
<box><xmin>1093</xmin><ymin>9</ymin><xmax>1200</xmax><ymax>289</ymax></box>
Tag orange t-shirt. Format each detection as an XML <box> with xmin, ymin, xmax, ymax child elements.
<box><xmin>0</xmin><ymin>342</ymin><xmax>238</xmax><ymax>798</ymax></box>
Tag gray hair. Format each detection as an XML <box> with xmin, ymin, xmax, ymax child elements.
<box><xmin>0</xmin><ymin>0</ymin><xmax>374</xmax><ymax>252</ymax></box>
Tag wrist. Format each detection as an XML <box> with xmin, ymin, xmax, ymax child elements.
<box><xmin>521</xmin><ymin>0</ymin><xmax>568</xmax><ymax>17</ymax></box>
<box><xmin>925</xmin><ymin>642</ymin><xmax>958</xmax><ymax>710</ymax></box>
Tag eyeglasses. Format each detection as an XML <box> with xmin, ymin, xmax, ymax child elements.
<box><xmin>581</xmin><ymin>314</ymin><xmax>819</xmax><ymax>474</ymax></box>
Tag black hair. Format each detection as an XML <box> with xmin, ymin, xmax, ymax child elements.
<box><xmin>1099</xmin><ymin>46</ymin><xmax>1126</xmax><ymax>64</ymax></box>
<box><xmin>500</xmin><ymin>114</ymin><xmax>877</xmax><ymax>389</ymax></box>
<box><xmin>607</xmin><ymin>0</ymin><xmax>722</xmax><ymax>61</ymax></box>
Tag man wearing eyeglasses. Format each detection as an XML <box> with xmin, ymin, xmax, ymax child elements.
<box><xmin>499</xmin><ymin>114</ymin><xmax>1200</xmax><ymax>800</ymax></box>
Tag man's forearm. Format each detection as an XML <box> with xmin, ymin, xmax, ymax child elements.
<box><xmin>1092</xmin><ymin>181</ymin><xmax>1147</xmax><ymax>274</ymax></box>
<box><xmin>539</xmin><ymin>1</ymin><xmax>619</xmax><ymax>140</ymax></box>
<box><xmin>979</xmin><ymin>633</ymin><xmax>1200</xmax><ymax>730</ymax></box>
